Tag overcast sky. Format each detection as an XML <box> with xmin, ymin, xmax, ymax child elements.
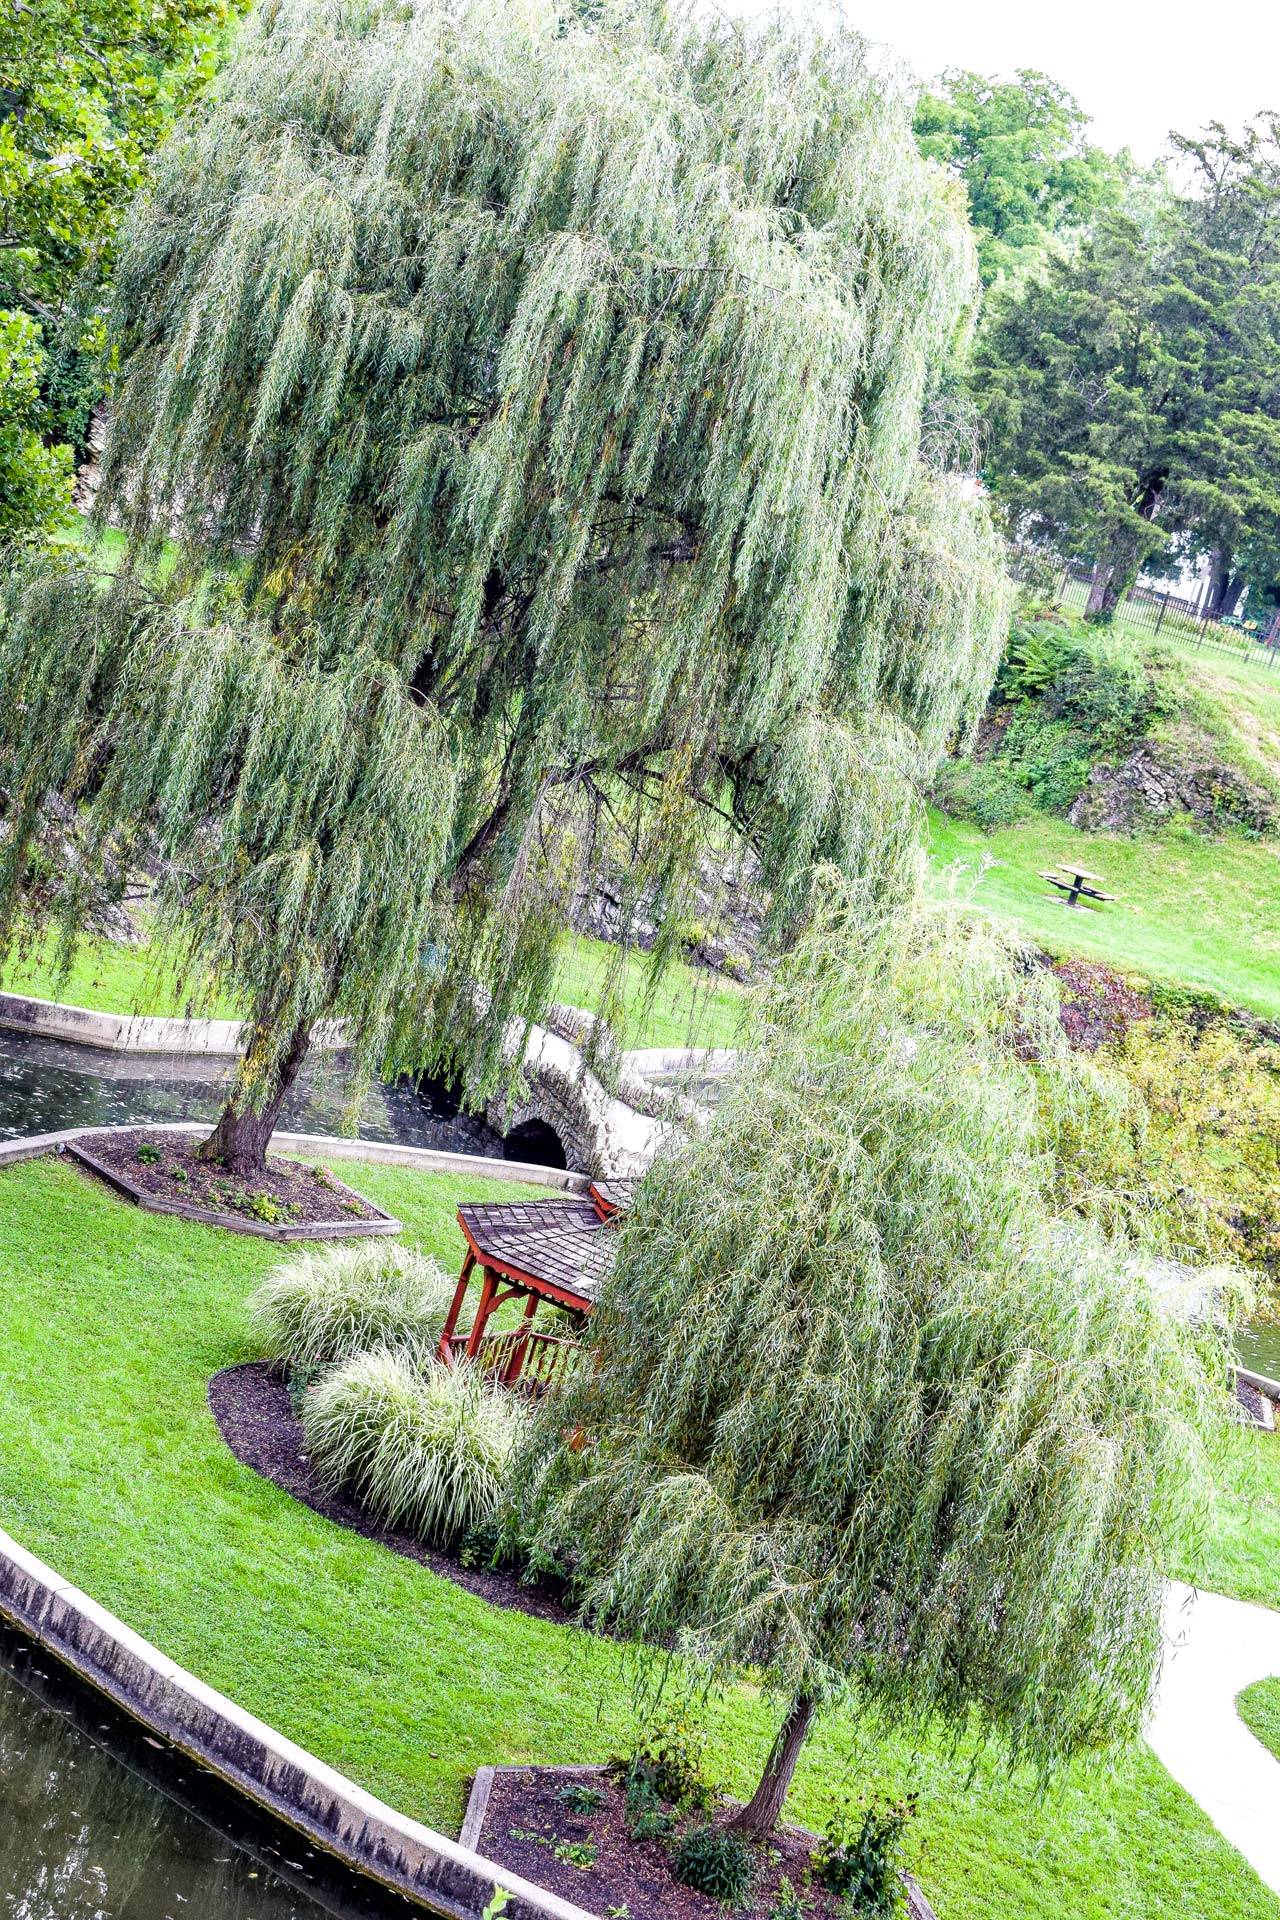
<box><xmin>724</xmin><ymin>0</ymin><xmax>1280</xmax><ymax>163</ymax></box>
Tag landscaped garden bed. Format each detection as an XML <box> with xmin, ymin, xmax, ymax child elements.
<box><xmin>210</xmin><ymin>1360</ymin><xmax>570</xmax><ymax>1622</ymax></box>
<box><xmin>470</xmin><ymin>1764</ymin><xmax>934</xmax><ymax>1920</ymax></box>
<box><xmin>65</xmin><ymin>1128</ymin><xmax>400</xmax><ymax>1239</ymax></box>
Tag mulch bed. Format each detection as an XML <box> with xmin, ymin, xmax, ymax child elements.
<box><xmin>209</xmin><ymin>1362</ymin><xmax>573</xmax><ymax>1623</ymax></box>
<box><xmin>68</xmin><ymin>1128</ymin><xmax>398</xmax><ymax>1239</ymax></box>
<box><xmin>480</xmin><ymin>1766</ymin><xmax>910</xmax><ymax>1920</ymax></box>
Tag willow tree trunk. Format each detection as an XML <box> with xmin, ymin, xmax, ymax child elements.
<box><xmin>729</xmin><ymin>1692</ymin><xmax>817</xmax><ymax>1835</ymax></box>
<box><xmin>198</xmin><ymin>1020</ymin><xmax>313</xmax><ymax>1175</ymax></box>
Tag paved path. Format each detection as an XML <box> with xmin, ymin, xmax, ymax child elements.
<box><xmin>1147</xmin><ymin>1581</ymin><xmax>1280</xmax><ymax>1891</ymax></box>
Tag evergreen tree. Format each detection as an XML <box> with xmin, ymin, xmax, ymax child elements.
<box><xmin>0</xmin><ymin>0</ymin><xmax>1008</xmax><ymax>1171</ymax></box>
<box><xmin>513</xmin><ymin>887</ymin><xmax>1231</xmax><ymax>1833</ymax></box>
<box><xmin>976</xmin><ymin>120</ymin><xmax>1280</xmax><ymax>619</ymax></box>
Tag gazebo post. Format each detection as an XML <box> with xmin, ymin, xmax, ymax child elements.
<box><xmin>464</xmin><ymin>1267</ymin><xmax>500</xmax><ymax>1361</ymax></box>
<box><xmin>438</xmin><ymin>1250</ymin><xmax>475</xmax><ymax>1363</ymax></box>
<box><xmin>502</xmin><ymin>1291</ymin><xmax>541</xmax><ymax>1387</ymax></box>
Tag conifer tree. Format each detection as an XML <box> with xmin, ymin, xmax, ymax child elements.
<box><xmin>0</xmin><ymin>0</ymin><xmax>1007</xmax><ymax>1171</ymax></box>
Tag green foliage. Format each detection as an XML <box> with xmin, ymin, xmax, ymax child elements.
<box><xmin>250</xmin><ymin>1240</ymin><xmax>453</xmax><ymax>1371</ymax></box>
<box><xmin>302</xmin><ymin>1346</ymin><xmax>524</xmax><ymax>1547</ymax></box>
<box><xmin>815</xmin><ymin>1797</ymin><xmax>914</xmax><ymax>1914</ymax></box>
<box><xmin>914</xmin><ymin>70</ymin><xmax>1125</xmax><ymax>287</ymax></box>
<box><xmin>670</xmin><ymin>1823</ymin><xmax>756</xmax><ymax>1904</ymax></box>
<box><xmin>0</xmin><ymin>1155</ymin><xmax>1275</xmax><ymax>1920</ymax></box>
<box><xmin>1102</xmin><ymin>1016</ymin><xmax>1280</xmax><ymax>1282</ymax></box>
<box><xmin>0</xmin><ymin>0</ymin><xmax>1009</xmax><ymax>1157</ymax></box>
<box><xmin>976</xmin><ymin>119</ymin><xmax>1280</xmax><ymax>617</ymax></box>
<box><xmin>622</xmin><ymin>1771</ymin><xmax>677</xmax><ymax>1843</ymax></box>
<box><xmin>929</xmin><ymin>755</ymin><xmax>1029</xmax><ymax>832</ymax></box>
<box><xmin>0</xmin><ymin>313</ymin><xmax>75</xmax><ymax>539</ymax></box>
<box><xmin>768</xmin><ymin>1878</ymin><xmax>805</xmax><ymax>1920</ymax></box>
<box><xmin>998</xmin><ymin>708</ymin><xmax>1093</xmax><ymax>814</ymax></box>
<box><xmin>135</xmin><ymin>1141</ymin><xmax>160</xmax><ymax>1166</ymax></box>
<box><xmin>481</xmin><ymin>1891</ymin><xmax>511</xmax><ymax>1920</ymax></box>
<box><xmin>515</xmin><ymin>886</ymin><xmax>1234</xmax><ymax>1810</ymax></box>
<box><xmin>626</xmin><ymin>1702</ymin><xmax>718</xmax><ymax>1812</ymax></box>
<box><xmin>557</xmin><ymin>1781</ymin><xmax>605</xmax><ymax>1816</ymax></box>
<box><xmin>0</xmin><ymin>0</ymin><xmax>236</xmax><ymax>535</ymax></box>
<box><xmin>998</xmin><ymin>614</ymin><xmax>1080</xmax><ymax>701</ymax></box>
<box><xmin>244</xmin><ymin>1190</ymin><xmax>297</xmax><ymax>1224</ymax></box>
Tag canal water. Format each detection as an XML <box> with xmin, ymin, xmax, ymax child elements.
<box><xmin>0</xmin><ymin>1025</ymin><xmax>505</xmax><ymax>1157</ymax></box>
<box><xmin>0</xmin><ymin>1621</ymin><xmax>420</xmax><ymax>1920</ymax></box>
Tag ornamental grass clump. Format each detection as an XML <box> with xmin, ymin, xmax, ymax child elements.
<box><xmin>301</xmin><ymin>1347</ymin><xmax>524</xmax><ymax>1547</ymax></box>
<box><xmin>514</xmin><ymin>877</ymin><xmax>1239</xmax><ymax>1833</ymax></box>
<box><xmin>250</xmin><ymin>1242</ymin><xmax>454</xmax><ymax>1372</ymax></box>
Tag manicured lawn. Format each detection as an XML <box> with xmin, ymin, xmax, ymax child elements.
<box><xmin>2</xmin><ymin>924</ymin><xmax>748</xmax><ymax>1051</ymax></box>
<box><xmin>1237</xmin><ymin>1676</ymin><xmax>1280</xmax><ymax>1761</ymax></box>
<box><xmin>0</xmin><ymin>1156</ymin><xmax>1273</xmax><ymax>1920</ymax></box>
<box><xmin>927</xmin><ymin>808</ymin><xmax>1280</xmax><ymax>1019</ymax></box>
<box><xmin>0</xmin><ymin>927</ymin><xmax>236</xmax><ymax>1019</ymax></box>
<box><xmin>552</xmin><ymin>931</ymin><xmax>747</xmax><ymax>1050</ymax></box>
<box><xmin>1173</xmin><ymin>1423</ymin><xmax>1280</xmax><ymax>1612</ymax></box>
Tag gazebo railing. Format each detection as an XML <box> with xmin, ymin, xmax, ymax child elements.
<box><xmin>443</xmin><ymin>1326</ymin><xmax>588</xmax><ymax>1394</ymax></box>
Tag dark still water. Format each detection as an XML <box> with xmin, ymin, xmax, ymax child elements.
<box><xmin>0</xmin><ymin>1623</ymin><xmax>418</xmax><ymax>1920</ymax></box>
<box><xmin>0</xmin><ymin>1026</ymin><xmax>504</xmax><ymax>1158</ymax></box>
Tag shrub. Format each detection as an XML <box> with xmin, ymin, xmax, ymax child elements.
<box><xmin>930</xmin><ymin>756</ymin><xmax>1028</xmax><ymax>831</ymax></box>
<box><xmin>1043</xmin><ymin>632</ymin><xmax>1152</xmax><ymax>744</ymax></box>
<box><xmin>250</xmin><ymin>1241</ymin><xmax>454</xmax><ymax>1370</ymax></box>
<box><xmin>622</xmin><ymin>1770</ymin><xmax>677</xmax><ymax>1842</ymax></box>
<box><xmin>769</xmin><ymin>1878</ymin><xmax>805</xmax><ymax>1920</ymax></box>
<box><xmin>627</xmin><ymin>1702</ymin><xmax>718</xmax><ymax>1810</ymax></box>
<box><xmin>815</xmin><ymin>1797</ymin><xmax>915</xmax><ymax>1915</ymax></box>
<box><xmin>670</xmin><ymin>1823</ymin><xmax>755</xmax><ymax>1903</ymax></box>
<box><xmin>301</xmin><ymin>1347</ymin><xmax>524</xmax><ymax>1546</ymax></box>
<box><xmin>998</xmin><ymin>612</ymin><xmax>1078</xmax><ymax>700</ymax></box>
<box><xmin>135</xmin><ymin>1141</ymin><xmax>160</xmax><ymax>1165</ymax></box>
<box><xmin>999</xmin><ymin>707</ymin><xmax>1092</xmax><ymax>813</ymax></box>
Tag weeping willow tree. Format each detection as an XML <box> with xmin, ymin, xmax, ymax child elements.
<box><xmin>512</xmin><ymin>882</ymin><xmax>1235</xmax><ymax>1833</ymax></box>
<box><xmin>0</xmin><ymin>0</ymin><xmax>1008</xmax><ymax>1171</ymax></box>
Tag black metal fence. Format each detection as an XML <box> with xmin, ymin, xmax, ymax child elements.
<box><xmin>1053</xmin><ymin>563</ymin><xmax>1280</xmax><ymax>671</ymax></box>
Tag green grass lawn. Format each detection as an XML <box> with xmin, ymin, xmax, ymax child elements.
<box><xmin>0</xmin><ymin>1155</ymin><xmax>1273</xmax><ymax>1920</ymax></box>
<box><xmin>2</xmin><ymin>925</ymin><xmax>748</xmax><ymax>1050</ymax></box>
<box><xmin>1237</xmin><ymin>1676</ymin><xmax>1280</xmax><ymax>1761</ymax></box>
<box><xmin>927</xmin><ymin>809</ymin><xmax>1280</xmax><ymax>1019</ymax></box>
<box><xmin>1172</xmin><ymin>1423</ymin><xmax>1280</xmax><ymax>1613</ymax></box>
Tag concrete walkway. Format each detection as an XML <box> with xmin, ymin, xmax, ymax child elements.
<box><xmin>1147</xmin><ymin>1581</ymin><xmax>1280</xmax><ymax>1892</ymax></box>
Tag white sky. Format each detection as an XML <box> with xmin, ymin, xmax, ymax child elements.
<box><xmin>730</xmin><ymin>1</ymin><xmax>1280</xmax><ymax>163</ymax></box>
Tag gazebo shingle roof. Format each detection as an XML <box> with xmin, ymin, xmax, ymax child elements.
<box><xmin>457</xmin><ymin>1197</ymin><xmax>616</xmax><ymax>1307</ymax></box>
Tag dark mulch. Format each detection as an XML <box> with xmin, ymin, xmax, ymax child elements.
<box><xmin>482</xmin><ymin>1767</ymin><xmax>861</xmax><ymax>1920</ymax></box>
<box><xmin>72</xmin><ymin>1127</ymin><xmax>390</xmax><ymax>1234</ymax></box>
<box><xmin>208</xmin><ymin>1362</ymin><xmax>574</xmax><ymax>1623</ymax></box>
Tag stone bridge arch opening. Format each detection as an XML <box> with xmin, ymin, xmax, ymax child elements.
<box><xmin>501</xmin><ymin>1115</ymin><xmax>568</xmax><ymax>1171</ymax></box>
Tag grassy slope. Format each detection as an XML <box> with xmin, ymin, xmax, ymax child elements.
<box><xmin>1237</xmin><ymin>1676</ymin><xmax>1280</xmax><ymax>1761</ymax></box>
<box><xmin>0</xmin><ymin>1155</ymin><xmax>1273</xmax><ymax>1920</ymax></box>
<box><xmin>927</xmin><ymin>810</ymin><xmax>1280</xmax><ymax>1019</ymax></box>
<box><xmin>1</xmin><ymin>927</ymin><xmax>745</xmax><ymax>1050</ymax></box>
<box><xmin>1173</xmin><ymin>1424</ymin><xmax>1280</xmax><ymax>1612</ymax></box>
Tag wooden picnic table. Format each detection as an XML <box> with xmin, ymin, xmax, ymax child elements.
<box><xmin>1039</xmin><ymin>861</ymin><xmax>1118</xmax><ymax>910</ymax></box>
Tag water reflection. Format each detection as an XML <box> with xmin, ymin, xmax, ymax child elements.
<box><xmin>0</xmin><ymin>1624</ymin><xmax>417</xmax><ymax>1920</ymax></box>
<box><xmin>0</xmin><ymin>1026</ymin><xmax>503</xmax><ymax>1158</ymax></box>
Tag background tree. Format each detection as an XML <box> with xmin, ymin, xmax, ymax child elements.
<box><xmin>513</xmin><ymin>885</ymin><xmax>1232</xmax><ymax>1834</ymax></box>
<box><xmin>0</xmin><ymin>0</ymin><xmax>1008</xmax><ymax>1173</ymax></box>
<box><xmin>0</xmin><ymin>0</ymin><xmax>234</xmax><ymax>535</ymax></box>
<box><xmin>975</xmin><ymin>118</ymin><xmax>1280</xmax><ymax>619</ymax></box>
<box><xmin>914</xmin><ymin>69</ymin><xmax>1125</xmax><ymax>288</ymax></box>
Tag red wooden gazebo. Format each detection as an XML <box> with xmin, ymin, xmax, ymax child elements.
<box><xmin>438</xmin><ymin>1179</ymin><xmax>634</xmax><ymax>1391</ymax></box>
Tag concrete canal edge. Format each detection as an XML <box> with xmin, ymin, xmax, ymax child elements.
<box><xmin>0</xmin><ymin>1121</ymin><xmax>589</xmax><ymax>1192</ymax></box>
<box><xmin>0</xmin><ymin>1525</ymin><xmax>597</xmax><ymax>1920</ymax></box>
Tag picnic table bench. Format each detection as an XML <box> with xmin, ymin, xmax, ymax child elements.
<box><xmin>1039</xmin><ymin>861</ymin><xmax>1118</xmax><ymax>910</ymax></box>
